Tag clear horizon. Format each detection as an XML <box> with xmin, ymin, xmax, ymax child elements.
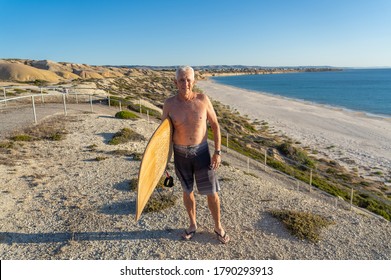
<box><xmin>1</xmin><ymin>0</ymin><xmax>390</xmax><ymax>68</ymax></box>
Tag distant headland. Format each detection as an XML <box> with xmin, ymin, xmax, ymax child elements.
<box><xmin>0</xmin><ymin>58</ymin><xmax>342</xmax><ymax>83</ymax></box>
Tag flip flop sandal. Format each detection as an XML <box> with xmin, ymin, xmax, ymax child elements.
<box><xmin>214</xmin><ymin>230</ymin><xmax>230</xmax><ymax>244</ymax></box>
<box><xmin>182</xmin><ymin>229</ymin><xmax>196</xmax><ymax>241</ymax></box>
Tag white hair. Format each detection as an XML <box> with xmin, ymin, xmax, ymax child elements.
<box><xmin>175</xmin><ymin>66</ymin><xmax>194</xmax><ymax>80</ymax></box>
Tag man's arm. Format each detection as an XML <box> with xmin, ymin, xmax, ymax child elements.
<box><xmin>162</xmin><ymin>99</ymin><xmax>170</xmax><ymax>122</ymax></box>
<box><xmin>206</xmin><ymin>95</ymin><xmax>221</xmax><ymax>149</ymax></box>
<box><xmin>205</xmin><ymin>95</ymin><xmax>222</xmax><ymax>169</ymax></box>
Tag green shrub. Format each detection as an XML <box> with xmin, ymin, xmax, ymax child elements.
<box><xmin>129</xmin><ymin>178</ymin><xmax>138</xmax><ymax>191</ymax></box>
<box><xmin>0</xmin><ymin>141</ymin><xmax>15</xmax><ymax>149</ymax></box>
<box><xmin>127</xmin><ymin>103</ymin><xmax>161</xmax><ymax>118</ymax></box>
<box><xmin>277</xmin><ymin>142</ymin><xmax>315</xmax><ymax>169</ymax></box>
<box><xmin>270</xmin><ymin>209</ymin><xmax>335</xmax><ymax>243</ymax></box>
<box><xmin>13</xmin><ymin>88</ymin><xmax>28</xmax><ymax>94</ymax></box>
<box><xmin>48</xmin><ymin>133</ymin><xmax>65</xmax><ymax>141</ymax></box>
<box><xmin>95</xmin><ymin>156</ymin><xmax>108</xmax><ymax>161</ymax></box>
<box><xmin>144</xmin><ymin>193</ymin><xmax>178</xmax><ymax>213</ymax></box>
<box><xmin>129</xmin><ymin>176</ymin><xmax>178</xmax><ymax>213</ymax></box>
<box><xmin>33</xmin><ymin>79</ymin><xmax>48</xmax><ymax>86</ymax></box>
<box><xmin>131</xmin><ymin>153</ymin><xmax>143</xmax><ymax>161</ymax></box>
<box><xmin>311</xmin><ymin>176</ymin><xmax>349</xmax><ymax>198</ymax></box>
<box><xmin>109</xmin><ymin>96</ymin><xmax>126</xmax><ymax>106</ymax></box>
<box><xmin>355</xmin><ymin>195</ymin><xmax>391</xmax><ymax>221</ymax></box>
<box><xmin>11</xmin><ymin>135</ymin><xmax>34</xmax><ymax>141</ymax></box>
<box><xmin>115</xmin><ymin>110</ymin><xmax>139</xmax><ymax>120</ymax></box>
<box><xmin>108</xmin><ymin>128</ymin><xmax>145</xmax><ymax>145</ymax></box>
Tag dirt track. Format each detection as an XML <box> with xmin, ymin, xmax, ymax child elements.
<box><xmin>0</xmin><ymin>103</ymin><xmax>115</xmax><ymax>139</ymax></box>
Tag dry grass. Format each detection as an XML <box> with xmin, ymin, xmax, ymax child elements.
<box><xmin>0</xmin><ymin>116</ymin><xmax>75</xmax><ymax>166</ymax></box>
<box><xmin>270</xmin><ymin>209</ymin><xmax>335</xmax><ymax>243</ymax></box>
<box><xmin>11</xmin><ymin>116</ymin><xmax>71</xmax><ymax>141</ymax></box>
<box><xmin>129</xmin><ymin>176</ymin><xmax>178</xmax><ymax>213</ymax></box>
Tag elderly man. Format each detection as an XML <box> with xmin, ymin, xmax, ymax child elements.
<box><xmin>162</xmin><ymin>66</ymin><xmax>229</xmax><ymax>244</ymax></box>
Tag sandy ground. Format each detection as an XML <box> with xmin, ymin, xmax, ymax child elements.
<box><xmin>197</xmin><ymin>80</ymin><xmax>391</xmax><ymax>183</ymax></box>
<box><xmin>0</xmin><ymin>104</ymin><xmax>390</xmax><ymax>260</ymax></box>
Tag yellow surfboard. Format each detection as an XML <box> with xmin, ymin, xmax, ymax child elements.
<box><xmin>135</xmin><ymin>117</ymin><xmax>173</xmax><ymax>221</ymax></box>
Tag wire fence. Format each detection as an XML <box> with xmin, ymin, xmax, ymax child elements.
<box><xmin>1</xmin><ymin>86</ymin><xmax>388</xmax><ymax>223</ymax></box>
<box><xmin>1</xmin><ymin>86</ymin><xmax>160</xmax><ymax>124</ymax></box>
<box><xmin>213</xmin><ymin>129</ymin><xmax>389</xmax><ymax>222</ymax></box>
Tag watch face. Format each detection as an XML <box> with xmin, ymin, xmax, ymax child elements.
<box><xmin>215</xmin><ymin>150</ymin><xmax>221</xmax><ymax>155</ymax></box>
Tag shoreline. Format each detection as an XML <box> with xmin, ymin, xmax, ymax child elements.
<box><xmin>197</xmin><ymin>79</ymin><xmax>391</xmax><ymax>184</ymax></box>
<box><xmin>204</xmin><ymin>75</ymin><xmax>391</xmax><ymax>120</ymax></box>
<box><xmin>248</xmin><ymin>90</ymin><xmax>391</xmax><ymax>121</ymax></box>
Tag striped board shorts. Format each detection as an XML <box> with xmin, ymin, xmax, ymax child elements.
<box><xmin>173</xmin><ymin>141</ymin><xmax>220</xmax><ymax>195</ymax></box>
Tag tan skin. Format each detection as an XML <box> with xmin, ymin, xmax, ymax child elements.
<box><xmin>162</xmin><ymin>69</ymin><xmax>228</xmax><ymax>243</ymax></box>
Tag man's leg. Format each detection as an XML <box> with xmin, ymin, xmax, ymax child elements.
<box><xmin>207</xmin><ymin>192</ymin><xmax>229</xmax><ymax>243</ymax></box>
<box><xmin>182</xmin><ymin>191</ymin><xmax>197</xmax><ymax>239</ymax></box>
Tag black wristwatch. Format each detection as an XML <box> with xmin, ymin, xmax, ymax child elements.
<box><xmin>214</xmin><ymin>150</ymin><xmax>222</xmax><ymax>156</ymax></box>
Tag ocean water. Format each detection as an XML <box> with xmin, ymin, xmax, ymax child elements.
<box><xmin>211</xmin><ymin>69</ymin><xmax>391</xmax><ymax>117</ymax></box>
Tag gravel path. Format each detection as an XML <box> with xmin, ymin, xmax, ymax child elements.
<box><xmin>0</xmin><ymin>108</ymin><xmax>390</xmax><ymax>260</ymax></box>
<box><xmin>0</xmin><ymin>102</ymin><xmax>112</xmax><ymax>139</ymax></box>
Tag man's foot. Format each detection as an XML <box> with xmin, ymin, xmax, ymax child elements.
<box><xmin>182</xmin><ymin>227</ymin><xmax>197</xmax><ymax>241</ymax></box>
<box><xmin>214</xmin><ymin>229</ymin><xmax>230</xmax><ymax>244</ymax></box>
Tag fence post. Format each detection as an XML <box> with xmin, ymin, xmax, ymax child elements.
<box><xmin>40</xmin><ymin>88</ymin><xmax>44</xmax><ymax>104</ymax></box>
<box><xmin>264</xmin><ymin>149</ymin><xmax>267</xmax><ymax>171</ymax></box>
<box><xmin>108</xmin><ymin>96</ymin><xmax>111</xmax><ymax>107</ymax></box>
<box><xmin>3</xmin><ymin>87</ymin><xmax>7</xmax><ymax>106</ymax></box>
<box><xmin>310</xmin><ymin>169</ymin><xmax>313</xmax><ymax>185</ymax></box>
<box><xmin>119</xmin><ymin>101</ymin><xmax>122</xmax><ymax>111</ymax></box>
<box><xmin>89</xmin><ymin>95</ymin><xmax>93</xmax><ymax>112</ymax></box>
<box><xmin>350</xmin><ymin>188</ymin><xmax>354</xmax><ymax>210</ymax></box>
<box><xmin>63</xmin><ymin>94</ymin><xmax>67</xmax><ymax>116</ymax></box>
<box><xmin>247</xmin><ymin>158</ymin><xmax>250</xmax><ymax>173</ymax></box>
<box><xmin>226</xmin><ymin>132</ymin><xmax>229</xmax><ymax>153</ymax></box>
<box><xmin>147</xmin><ymin>110</ymin><xmax>150</xmax><ymax>123</ymax></box>
<box><xmin>139</xmin><ymin>99</ymin><xmax>142</xmax><ymax>114</ymax></box>
<box><xmin>309</xmin><ymin>169</ymin><xmax>313</xmax><ymax>192</ymax></box>
<box><xmin>31</xmin><ymin>96</ymin><xmax>37</xmax><ymax>124</ymax></box>
<box><xmin>65</xmin><ymin>89</ymin><xmax>68</xmax><ymax>104</ymax></box>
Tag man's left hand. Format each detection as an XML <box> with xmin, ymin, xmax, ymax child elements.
<box><xmin>211</xmin><ymin>154</ymin><xmax>221</xmax><ymax>170</ymax></box>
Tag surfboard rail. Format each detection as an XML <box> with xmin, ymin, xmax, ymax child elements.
<box><xmin>135</xmin><ymin>117</ymin><xmax>173</xmax><ymax>221</ymax></box>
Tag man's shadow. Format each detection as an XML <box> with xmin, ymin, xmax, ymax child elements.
<box><xmin>0</xmin><ymin>228</ymin><xmax>180</xmax><ymax>245</ymax></box>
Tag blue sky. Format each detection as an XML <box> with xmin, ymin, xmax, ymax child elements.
<box><xmin>1</xmin><ymin>0</ymin><xmax>390</xmax><ymax>67</ymax></box>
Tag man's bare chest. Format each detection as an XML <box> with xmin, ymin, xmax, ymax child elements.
<box><xmin>170</xmin><ymin>101</ymin><xmax>207</xmax><ymax>126</ymax></box>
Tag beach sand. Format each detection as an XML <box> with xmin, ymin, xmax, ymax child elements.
<box><xmin>197</xmin><ymin>79</ymin><xmax>391</xmax><ymax>183</ymax></box>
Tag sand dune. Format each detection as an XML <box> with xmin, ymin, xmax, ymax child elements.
<box><xmin>0</xmin><ymin>61</ymin><xmax>62</xmax><ymax>82</ymax></box>
<box><xmin>30</xmin><ymin>59</ymin><xmax>71</xmax><ymax>72</ymax></box>
<box><xmin>0</xmin><ymin>59</ymin><xmax>126</xmax><ymax>83</ymax></box>
<box><xmin>55</xmin><ymin>70</ymin><xmax>81</xmax><ymax>80</ymax></box>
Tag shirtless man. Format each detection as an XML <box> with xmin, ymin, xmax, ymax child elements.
<box><xmin>162</xmin><ymin>66</ymin><xmax>229</xmax><ymax>244</ymax></box>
